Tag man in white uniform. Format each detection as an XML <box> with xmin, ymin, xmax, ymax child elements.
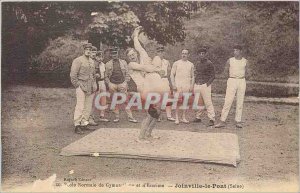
<box><xmin>152</xmin><ymin>45</ymin><xmax>175</xmax><ymax>121</ymax></box>
<box><xmin>170</xmin><ymin>49</ymin><xmax>195</xmax><ymax>124</ymax></box>
<box><xmin>215</xmin><ymin>45</ymin><xmax>249</xmax><ymax>128</ymax></box>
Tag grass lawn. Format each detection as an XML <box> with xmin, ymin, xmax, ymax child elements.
<box><xmin>1</xmin><ymin>85</ymin><xmax>299</xmax><ymax>192</ymax></box>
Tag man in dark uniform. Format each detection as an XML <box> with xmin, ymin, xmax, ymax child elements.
<box><xmin>193</xmin><ymin>47</ymin><xmax>216</xmax><ymax>126</ymax></box>
<box><xmin>105</xmin><ymin>47</ymin><xmax>138</xmax><ymax>123</ymax></box>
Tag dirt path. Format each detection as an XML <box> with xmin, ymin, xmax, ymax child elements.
<box><xmin>1</xmin><ymin>86</ymin><xmax>299</xmax><ymax>192</ymax></box>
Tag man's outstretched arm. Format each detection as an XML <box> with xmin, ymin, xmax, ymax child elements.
<box><xmin>133</xmin><ymin>27</ymin><xmax>151</xmax><ymax>65</ymax></box>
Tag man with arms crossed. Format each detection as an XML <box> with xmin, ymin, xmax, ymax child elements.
<box><xmin>105</xmin><ymin>47</ymin><xmax>138</xmax><ymax>123</ymax></box>
<box><xmin>193</xmin><ymin>47</ymin><xmax>216</xmax><ymax>126</ymax></box>
<box><xmin>215</xmin><ymin>45</ymin><xmax>249</xmax><ymax>128</ymax></box>
<box><xmin>70</xmin><ymin>43</ymin><xmax>98</xmax><ymax>134</ymax></box>
<box><xmin>170</xmin><ymin>49</ymin><xmax>195</xmax><ymax>125</ymax></box>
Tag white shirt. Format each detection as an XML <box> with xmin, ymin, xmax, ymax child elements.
<box><xmin>171</xmin><ymin>59</ymin><xmax>194</xmax><ymax>88</ymax></box>
<box><xmin>99</xmin><ymin>62</ymin><xmax>106</xmax><ymax>80</ymax></box>
<box><xmin>229</xmin><ymin>57</ymin><xmax>247</xmax><ymax>78</ymax></box>
<box><xmin>161</xmin><ymin>59</ymin><xmax>170</xmax><ymax>77</ymax></box>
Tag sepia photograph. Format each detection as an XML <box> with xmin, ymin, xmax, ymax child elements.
<box><xmin>1</xmin><ymin>1</ymin><xmax>299</xmax><ymax>192</ymax></box>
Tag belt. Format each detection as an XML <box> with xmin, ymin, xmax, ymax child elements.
<box><xmin>98</xmin><ymin>78</ymin><xmax>105</xmax><ymax>81</ymax></box>
<box><xmin>229</xmin><ymin>77</ymin><xmax>245</xmax><ymax>79</ymax></box>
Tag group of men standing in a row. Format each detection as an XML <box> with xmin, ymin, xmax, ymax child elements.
<box><xmin>70</xmin><ymin>28</ymin><xmax>249</xmax><ymax>136</ymax></box>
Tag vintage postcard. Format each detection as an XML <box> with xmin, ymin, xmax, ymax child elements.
<box><xmin>1</xmin><ymin>0</ymin><xmax>299</xmax><ymax>192</ymax></box>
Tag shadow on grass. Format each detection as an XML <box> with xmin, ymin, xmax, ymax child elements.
<box><xmin>2</xmin><ymin>72</ymin><xmax>72</xmax><ymax>89</ymax></box>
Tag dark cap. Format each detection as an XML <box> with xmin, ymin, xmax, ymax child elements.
<box><xmin>156</xmin><ymin>45</ymin><xmax>164</xmax><ymax>52</ymax></box>
<box><xmin>83</xmin><ymin>43</ymin><xmax>92</xmax><ymax>50</ymax></box>
<box><xmin>96</xmin><ymin>51</ymin><xmax>103</xmax><ymax>56</ymax></box>
<box><xmin>91</xmin><ymin>46</ymin><xmax>97</xmax><ymax>51</ymax></box>
<box><xmin>233</xmin><ymin>44</ymin><xmax>242</xmax><ymax>50</ymax></box>
<box><xmin>198</xmin><ymin>47</ymin><xmax>207</xmax><ymax>53</ymax></box>
<box><xmin>110</xmin><ymin>46</ymin><xmax>119</xmax><ymax>53</ymax></box>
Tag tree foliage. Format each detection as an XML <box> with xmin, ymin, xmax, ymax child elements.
<box><xmin>2</xmin><ymin>2</ymin><xmax>89</xmax><ymax>72</ymax></box>
<box><xmin>178</xmin><ymin>1</ymin><xmax>299</xmax><ymax>81</ymax></box>
<box><xmin>30</xmin><ymin>36</ymin><xmax>84</xmax><ymax>73</ymax></box>
<box><xmin>243</xmin><ymin>1</ymin><xmax>299</xmax><ymax>73</ymax></box>
<box><xmin>2</xmin><ymin>1</ymin><xmax>299</xmax><ymax>83</ymax></box>
<box><xmin>87</xmin><ymin>1</ymin><xmax>198</xmax><ymax>47</ymax></box>
<box><xmin>2</xmin><ymin>1</ymin><xmax>198</xmax><ymax>72</ymax></box>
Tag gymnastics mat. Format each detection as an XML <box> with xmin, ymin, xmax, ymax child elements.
<box><xmin>60</xmin><ymin>128</ymin><xmax>240</xmax><ymax>167</ymax></box>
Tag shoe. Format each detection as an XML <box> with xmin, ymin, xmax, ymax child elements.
<box><xmin>74</xmin><ymin>125</ymin><xmax>84</xmax><ymax>134</ymax></box>
<box><xmin>157</xmin><ymin>117</ymin><xmax>161</xmax><ymax>122</ymax></box>
<box><xmin>215</xmin><ymin>121</ymin><xmax>226</xmax><ymax>128</ymax></box>
<box><xmin>136</xmin><ymin>138</ymin><xmax>150</xmax><ymax>144</ymax></box>
<box><xmin>128</xmin><ymin>118</ymin><xmax>138</xmax><ymax>123</ymax></box>
<box><xmin>167</xmin><ymin>117</ymin><xmax>176</xmax><ymax>121</ymax></box>
<box><xmin>236</xmin><ymin>122</ymin><xmax>243</xmax><ymax>128</ymax></box>
<box><xmin>193</xmin><ymin>118</ymin><xmax>202</xmax><ymax>123</ymax></box>
<box><xmin>175</xmin><ymin>119</ymin><xmax>179</xmax><ymax>125</ymax></box>
<box><xmin>88</xmin><ymin>120</ymin><xmax>98</xmax><ymax>126</ymax></box>
<box><xmin>99</xmin><ymin>117</ymin><xmax>109</xmax><ymax>122</ymax></box>
<box><xmin>80</xmin><ymin>120</ymin><xmax>89</xmax><ymax>126</ymax></box>
<box><xmin>147</xmin><ymin>135</ymin><xmax>160</xmax><ymax>139</ymax></box>
<box><xmin>113</xmin><ymin>118</ymin><xmax>120</xmax><ymax>123</ymax></box>
<box><xmin>152</xmin><ymin>135</ymin><xmax>160</xmax><ymax>139</ymax></box>
<box><xmin>208</xmin><ymin>120</ymin><xmax>215</xmax><ymax>126</ymax></box>
<box><xmin>81</xmin><ymin>125</ymin><xmax>95</xmax><ymax>131</ymax></box>
<box><xmin>181</xmin><ymin>118</ymin><xmax>189</xmax><ymax>123</ymax></box>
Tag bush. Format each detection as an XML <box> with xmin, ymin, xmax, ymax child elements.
<box><xmin>30</xmin><ymin>36</ymin><xmax>85</xmax><ymax>73</ymax></box>
<box><xmin>168</xmin><ymin>2</ymin><xmax>299</xmax><ymax>83</ymax></box>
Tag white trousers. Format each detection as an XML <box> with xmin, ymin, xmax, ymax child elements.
<box><xmin>98</xmin><ymin>80</ymin><xmax>107</xmax><ymax>117</ymax></box>
<box><xmin>220</xmin><ymin>78</ymin><xmax>246</xmax><ymax>122</ymax></box>
<box><xmin>98</xmin><ymin>80</ymin><xmax>107</xmax><ymax>92</ymax></box>
<box><xmin>74</xmin><ymin>87</ymin><xmax>95</xmax><ymax>126</ymax></box>
<box><xmin>108</xmin><ymin>82</ymin><xmax>133</xmax><ymax>119</ymax></box>
<box><xmin>194</xmin><ymin>84</ymin><xmax>215</xmax><ymax>121</ymax></box>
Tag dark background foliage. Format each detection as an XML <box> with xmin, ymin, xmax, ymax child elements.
<box><xmin>2</xmin><ymin>1</ymin><xmax>299</xmax><ymax>87</ymax></box>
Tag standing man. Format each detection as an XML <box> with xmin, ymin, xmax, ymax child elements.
<box><xmin>87</xmin><ymin>45</ymin><xmax>100</xmax><ymax>126</ymax></box>
<box><xmin>105</xmin><ymin>47</ymin><xmax>138</xmax><ymax>123</ymax></box>
<box><xmin>70</xmin><ymin>43</ymin><xmax>98</xmax><ymax>134</ymax></box>
<box><xmin>193</xmin><ymin>47</ymin><xmax>216</xmax><ymax>126</ymax></box>
<box><xmin>94</xmin><ymin>50</ymin><xmax>109</xmax><ymax>122</ymax></box>
<box><xmin>215</xmin><ymin>45</ymin><xmax>249</xmax><ymax>128</ymax></box>
<box><xmin>152</xmin><ymin>45</ymin><xmax>175</xmax><ymax>121</ymax></box>
<box><xmin>170</xmin><ymin>49</ymin><xmax>195</xmax><ymax>125</ymax></box>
